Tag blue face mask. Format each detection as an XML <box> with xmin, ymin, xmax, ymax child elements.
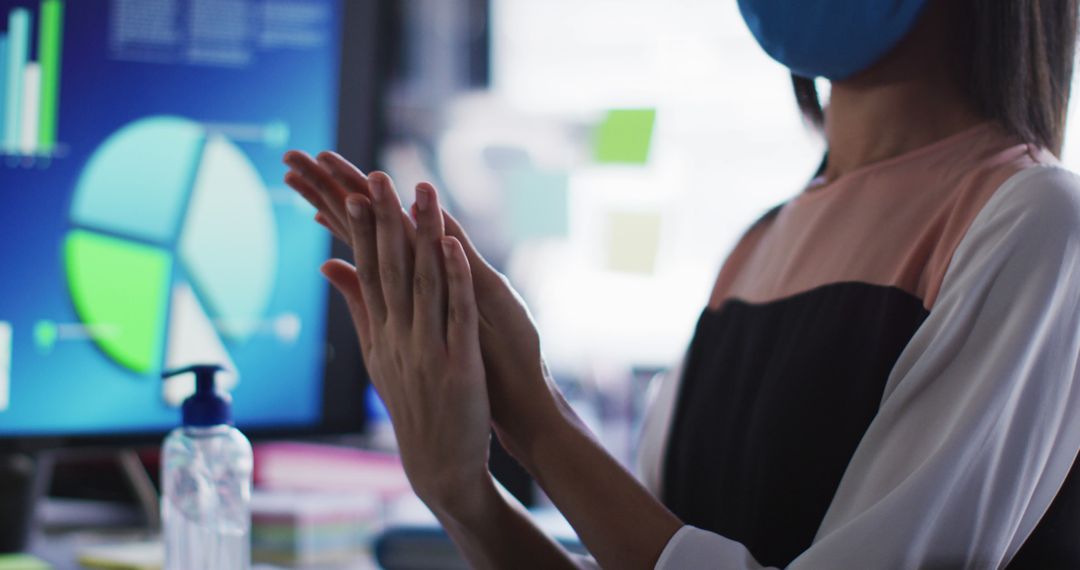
<box><xmin>737</xmin><ymin>0</ymin><xmax>929</xmax><ymax>81</ymax></box>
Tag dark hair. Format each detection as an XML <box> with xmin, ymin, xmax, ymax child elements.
<box><xmin>793</xmin><ymin>0</ymin><xmax>1080</xmax><ymax>155</ymax></box>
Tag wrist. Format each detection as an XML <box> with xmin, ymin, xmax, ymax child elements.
<box><xmin>504</xmin><ymin>390</ymin><xmax>590</xmax><ymax>476</ymax></box>
<box><xmin>488</xmin><ymin>365</ymin><xmax>552</xmax><ymax>455</ymax></box>
<box><xmin>425</xmin><ymin>472</ymin><xmax>504</xmax><ymax>528</ymax></box>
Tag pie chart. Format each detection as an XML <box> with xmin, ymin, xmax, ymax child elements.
<box><xmin>64</xmin><ymin>116</ymin><xmax>278</xmax><ymax>405</ymax></box>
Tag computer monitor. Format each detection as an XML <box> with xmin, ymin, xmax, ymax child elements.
<box><xmin>0</xmin><ymin>0</ymin><xmax>382</xmax><ymax>447</ymax></box>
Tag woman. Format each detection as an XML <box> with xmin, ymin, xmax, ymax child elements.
<box><xmin>284</xmin><ymin>0</ymin><xmax>1080</xmax><ymax>567</ymax></box>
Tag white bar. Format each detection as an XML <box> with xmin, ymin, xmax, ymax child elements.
<box><xmin>0</xmin><ymin>321</ymin><xmax>11</xmax><ymax>412</ymax></box>
<box><xmin>19</xmin><ymin>62</ymin><xmax>39</xmax><ymax>155</ymax></box>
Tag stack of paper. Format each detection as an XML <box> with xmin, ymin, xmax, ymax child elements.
<box><xmin>251</xmin><ymin>490</ymin><xmax>381</xmax><ymax>565</ymax></box>
<box><xmin>253</xmin><ymin>442</ymin><xmax>411</xmax><ymax>499</ymax></box>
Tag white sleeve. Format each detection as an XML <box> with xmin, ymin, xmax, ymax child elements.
<box><xmin>655</xmin><ymin>165</ymin><xmax>1080</xmax><ymax>570</ymax></box>
<box><xmin>638</xmin><ymin>359</ymin><xmax>685</xmax><ymax>496</ymax></box>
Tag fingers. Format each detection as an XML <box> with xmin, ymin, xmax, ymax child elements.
<box><xmin>368</xmin><ymin>172</ymin><xmax>414</xmax><ymax>324</ymax></box>
<box><xmin>320</xmin><ymin>259</ymin><xmax>371</xmax><ymax>353</ymax></box>
<box><xmin>345</xmin><ymin>194</ymin><xmax>388</xmax><ymax>325</ymax></box>
<box><xmin>315</xmin><ymin>212</ymin><xmax>347</xmax><ymax>243</ymax></box>
<box><xmin>316</xmin><ymin>203</ymin><xmax>408</xmax><ymax>248</ymax></box>
<box><xmin>286</xmin><ymin>169</ymin><xmax>348</xmax><ymax>238</ymax></box>
<box><xmin>284</xmin><ymin>150</ymin><xmax>349</xmax><ymax>231</ymax></box>
<box><xmin>441</xmin><ymin>236</ymin><xmax>479</xmax><ymax>355</ymax></box>
<box><xmin>317</xmin><ymin>151</ymin><xmax>372</xmax><ymax>199</ymax></box>
<box><xmin>401</xmin><ymin>209</ymin><xmax>417</xmax><ymax>248</ymax></box>
<box><xmin>411</xmin><ymin>183</ymin><xmax>447</xmax><ymax>344</ymax></box>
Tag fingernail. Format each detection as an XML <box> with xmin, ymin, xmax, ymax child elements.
<box><xmin>415</xmin><ymin>186</ymin><xmax>430</xmax><ymax>212</ymax></box>
<box><xmin>441</xmin><ymin>239</ymin><xmax>454</xmax><ymax>258</ymax></box>
<box><xmin>347</xmin><ymin>198</ymin><xmax>362</xmax><ymax>218</ymax></box>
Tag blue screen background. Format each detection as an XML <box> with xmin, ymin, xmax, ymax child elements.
<box><xmin>0</xmin><ymin>0</ymin><xmax>341</xmax><ymax>436</ymax></box>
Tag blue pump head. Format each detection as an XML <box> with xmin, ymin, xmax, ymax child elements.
<box><xmin>162</xmin><ymin>364</ymin><xmax>232</xmax><ymax>427</ymax></box>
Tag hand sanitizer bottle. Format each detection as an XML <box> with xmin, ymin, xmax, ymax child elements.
<box><xmin>161</xmin><ymin>364</ymin><xmax>252</xmax><ymax>570</ymax></box>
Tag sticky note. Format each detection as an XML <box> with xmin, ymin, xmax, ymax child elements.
<box><xmin>0</xmin><ymin>553</ymin><xmax>51</xmax><ymax>570</ymax></box>
<box><xmin>77</xmin><ymin>541</ymin><xmax>161</xmax><ymax>570</ymax></box>
<box><xmin>593</xmin><ymin>109</ymin><xmax>656</xmax><ymax>165</ymax></box>
<box><xmin>505</xmin><ymin>168</ymin><xmax>570</xmax><ymax>244</ymax></box>
<box><xmin>606</xmin><ymin>210</ymin><xmax>662</xmax><ymax>274</ymax></box>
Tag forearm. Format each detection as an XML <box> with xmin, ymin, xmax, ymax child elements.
<box><xmin>427</xmin><ymin>475</ymin><xmax>584</xmax><ymax>570</ymax></box>
<box><xmin>518</xmin><ymin>397</ymin><xmax>683</xmax><ymax>570</ymax></box>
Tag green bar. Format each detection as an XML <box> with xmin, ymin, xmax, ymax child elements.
<box><xmin>3</xmin><ymin>8</ymin><xmax>29</xmax><ymax>151</ymax></box>
<box><xmin>0</xmin><ymin>36</ymin><xmax>8</xmax><ymax>146</ymax></box>
<box><xmin>37</xmin><ymin>0</ymin><xmax>63</xmax><ymax>152</ymax></box>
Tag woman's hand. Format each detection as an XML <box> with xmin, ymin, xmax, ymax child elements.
<box><xmin>285</xmin><ymin>151</ymin><xmax>683</xmax><ymax>569</ymax></box>
<box><xmin>438</xmin><ymin>213</ymin><xmax>575</xmax><ymax>464</ymax></box>
<box><xmin>314</xmin><ymin>160</ymin><xmax>492</xmax><ymax>510</ymax></box>
<box><xmin>283</xmin><ymin>151</ymin><xmax>570</xmax><ymax>465</ymax></box>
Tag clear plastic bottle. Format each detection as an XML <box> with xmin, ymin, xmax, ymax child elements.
<box><xmin>161</xmin><ymin>365</ymin><xmax>253</xmax><ymax>570</ymax></box>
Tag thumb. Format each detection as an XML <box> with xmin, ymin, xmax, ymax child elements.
<box><xmin>321</xmin><ymin>259</ymin><xmax>361</xmax><ymax>296</ymax></box>
<box><xmin>320</xmin><ymin>259</ymin><xmax>371</xmax><ymax>349</ymax></box>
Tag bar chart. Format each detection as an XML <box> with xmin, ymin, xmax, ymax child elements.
<box><xmin>0</xmin><ymin>0</ymin><xmax>63</xmax><ymax>158</ymax></box>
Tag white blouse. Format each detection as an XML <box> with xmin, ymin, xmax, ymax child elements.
<box><xmin>636</xmin><ymin>166</ymin><xmax>1080</xmax><ymax>569</ymax></box>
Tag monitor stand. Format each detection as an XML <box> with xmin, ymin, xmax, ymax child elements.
<box><xmin>0</xmin><ymin>452</ymin><xmax>49</xmax><ymax>553</ymax></box>
<box><xmin>0</xmin><ymin>449</ymin><xmax>159</xmax><ymax>554</ymax></box>
<box><xmin>115</xmin><ymin>449</ymin><xmax>160</xmax><ymax>532</ymax></box>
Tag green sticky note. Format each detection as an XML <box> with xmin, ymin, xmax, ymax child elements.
<box><xmin>0</xmin><ymin>553</ymin><xmax>51</xmax><ymax>570</ymax></box>
<box><xmin>505</xmin><ymin>168</ymin><xmax>570</xmax><ymax>244</ymax></box>
<box><xmin>606</xmin><ymin>210</ymin><xmax>662</xmax><ymax>274</ymax></box>
<box><xmin>593</xmin><ymin>109</ymin><xmax>656</xmax><ymax>165</ymax></box>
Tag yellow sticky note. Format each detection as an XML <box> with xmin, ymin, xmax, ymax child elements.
<box><xmin>606</xmin><ymin>210</ymin><xmax>662</xmax><ymax>274</ymax></box>
<box><xmin>77</xmin><ymin>542</ymin><xmax>162</xmax><ymax>570</ymax></box>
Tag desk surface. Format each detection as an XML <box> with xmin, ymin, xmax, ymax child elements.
<box><xmin>28</xmin><ymin>498</ymin><xmax>380</xmax><ymax>570</ymax></box>
<box><xmin>25</xmin><ymin>495</ymin><xmax>579</xmax><ymax>569</ymax></box>
<box><xmin>30</xmin><ymin>531</ymin><xmax>379</xmax><ymax>570</ymax></box>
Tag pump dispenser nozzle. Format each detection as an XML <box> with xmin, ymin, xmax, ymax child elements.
<box><xmin>162</xmin><ymin>364</ymin><xmax>232</xmax><ymax>427</ymax></box>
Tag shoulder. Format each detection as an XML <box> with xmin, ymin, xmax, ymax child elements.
<box><xmin>939</xmin><ymin>165</ymin><xmax>1080</xmax><ymax>305</ymax></box>
<box><xmin>966</xmin><ymin>165</ymin><xmax>1080</xmax><ymax>254</ymax></box>
<box><xmin>986</xmin><ymin>165</ymin><xmax>1080</xmax><ymax>230</ymax></box>
<box><xmin>924</xmin><ymin>161</ymin><xmax>1080</xmax><ymax>308</ymax></box>
<box><xmin>707</xmin><ymin>202</ymin><xmax>786</xmax><ymax>308</ymax></box>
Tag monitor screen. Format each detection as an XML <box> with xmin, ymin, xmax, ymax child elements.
<box><xmin>0</xmin><ymin>0</ymin><xmax>354</xmax><ymax>439</ymax></box>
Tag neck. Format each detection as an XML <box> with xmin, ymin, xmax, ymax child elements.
<box><xmin>818</xmin><ymin>0</ymin><xmax>985</xmax><ymax>183</ymax></box>
<box><xmin>820</xmin><ymin>74</ymin><xmax>984</xmax><ymax>180</ymax></box>
<box><xmin>822</xmin><ymin>79</ymin><xmax>984</xmax><ymax>182</ymax></box>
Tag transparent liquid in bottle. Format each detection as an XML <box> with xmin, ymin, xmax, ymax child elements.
<box><xmin>162</xmin><ymin>424</ymin><xmax>252</xmax><ymax>570</ymax></box>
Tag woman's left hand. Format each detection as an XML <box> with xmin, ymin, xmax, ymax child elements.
<box><xmin>316</xmin><ymin>165</ymin><xmax>493</xmax><ymax>511</ymax></box>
